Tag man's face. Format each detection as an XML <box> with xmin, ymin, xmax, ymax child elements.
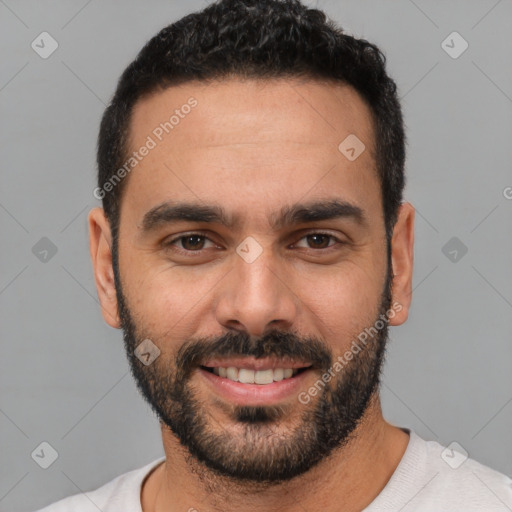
<box><xmin>110</xmin><ymin>78</ymin><xmax>396</xmax><ymax>482</ymax></box>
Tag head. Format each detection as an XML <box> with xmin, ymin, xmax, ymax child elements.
<box><xmin>89</xmin><ymin>0</ymin><xmax>414</xmax><ymax>485</ymax></box>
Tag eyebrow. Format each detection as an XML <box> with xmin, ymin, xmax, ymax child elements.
<box><xmin>140</xmin><ymin>198</ymin><xmax>368</xmax><ymax>233</ymax></box>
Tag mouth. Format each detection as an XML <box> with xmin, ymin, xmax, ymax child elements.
<box><xmin>198</xmin><ymin>357</ymin><xmax>314</xmax><ymax>405</ymax></box>
<box><xmin>200</xmin><ymin>365</ymin><xmax>310</xmax><ymax>384</ymax></box>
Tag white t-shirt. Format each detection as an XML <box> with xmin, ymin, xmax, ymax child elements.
<box><xmin>35</xmin><ymin>430</ymin><xmax>512</xmax><ymax>511</ymax></box>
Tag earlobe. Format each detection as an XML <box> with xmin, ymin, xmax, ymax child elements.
<box><xmin>388</xmin><ymin>202</ymin><xmax>415</xmax><ymax>327</ymax></box>
<box><xmin>88</xmin><ymin>208</ymin><xmax>121</xmax><ymax>328</ymax></box>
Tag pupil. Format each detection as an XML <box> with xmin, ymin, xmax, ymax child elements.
<box><xmin>183</xmin><ymin>235</ymin><xmax>204</xmax><ymax>250</ymax></box>
<box><xmin>181</xmin><ymin>235</ymin><xmax>329</xmax><ymax>251</ymax></box>
<box><xmin>308</xmin><ymin>234</ymin><xmax>329</xmax><ymax>248</ymax></box>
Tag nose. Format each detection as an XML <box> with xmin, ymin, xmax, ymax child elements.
<box><xmin>214</xmin><ymin>246</ymin><xmax>299</xmax><ymax>338</ymax></box>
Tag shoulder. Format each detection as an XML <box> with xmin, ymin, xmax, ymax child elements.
<box><xmin>366</xmin><ymin>430</ymin><xmax>512</xmax><ymax>511</ymax></box>
<box><xmin>403</xmin><ymin>431</ymin><xmax>512</xmax><ymax>511</ymax></box>
<box><xmin>33</xmin><ymin>457</ymin><xmax>166</xmax><ymax>512</ymax></box>
<box><xmin>418</xmin><ymin>435</ymin><xmax>512</xmax><ymax>509</ymax></box>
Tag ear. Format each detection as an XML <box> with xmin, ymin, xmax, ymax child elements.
<box><xmin>388</xmin><ymin>202</ymin><xmax>415</xmax><ymax>326</ymax></box>
<box><xmin>88</xmin><ymin>207</ymin><xmax>121</xmax><ymax>328</ymax></box>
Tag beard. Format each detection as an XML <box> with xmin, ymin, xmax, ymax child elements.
<box><xmin>112</xmin><ymin>241</ymin><xmax>393</xmax><ymax>485</ymax></box>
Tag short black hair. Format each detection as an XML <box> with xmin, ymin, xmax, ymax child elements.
<box><xmin>97</xmin><ymin>0</ymin><xmax>406</xmax><ymax>244</ymax></box>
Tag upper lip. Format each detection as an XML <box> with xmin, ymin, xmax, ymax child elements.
<box><xmin>200</xmin><ymin>357</ymin><xmax>313</xmax><ymax>372</ymax></box>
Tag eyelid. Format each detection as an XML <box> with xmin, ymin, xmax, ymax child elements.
<box><xmin>291</xmin><ymin>230</ymin><xmax>346</xmax><ymax>251</ymax></box>
<box><xmin>163</xmin><ymin>229</ymin><xmax>346</xmax><ymax>255</ymax></box>
<box><xmin>163</xmin><ymin>230</ymin><xmax>217</xmax><ymax>249</ymax></box>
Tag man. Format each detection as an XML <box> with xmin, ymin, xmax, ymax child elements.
<box><xmin>37</xmin><ymin>0</ymin><xmax>512</xmax><ymax>510</ymax></box>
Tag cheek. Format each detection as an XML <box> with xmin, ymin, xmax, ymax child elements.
<box><xmin>297</xmin><ymin>263</ymin><xmax>383</xmax><ymax>349</ymax></box>
<box><xmin>126</xmin><ymin>269</ymin><xmax>220</xmax><ymax>337</ymax></box>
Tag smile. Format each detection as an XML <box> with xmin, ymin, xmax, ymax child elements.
<box><xmin>201</xmin><ymin>366</ymin><xmax>310</xmax><ymax>384</ymax></box>
<box><xmin>198</xmin><ymin>358</ymin><xmax>314</xmax><ymax>405</ymax></box>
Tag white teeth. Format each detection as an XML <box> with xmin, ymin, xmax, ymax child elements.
<box><xmin>210</xmin><ymin>366</ymin><xmax>306</xmax><ymax>384</ymax></box>
<box><xmin>273</xmin><ymin>368</ymin><xmax>284</xmax><ymax>381</ymax></box>
<box><xmin>238</xmin><ymin>369</ymin><xmax>255</xmax><ymax>384</ymax></box>
<box><xmin>254</xmin><ymin>369</ymin><xmax>274</xmax><ymax>384</ymax></box>
<box><xmin>226</xmin><ymin>367</ymin><xmax>239</xmax><ymax>381</ymax></box>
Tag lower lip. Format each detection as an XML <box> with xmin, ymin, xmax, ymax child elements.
<box><xmin>198</xmin><ymin>367</ymin><xmax>313</xmax><ymax>406</ymax></box>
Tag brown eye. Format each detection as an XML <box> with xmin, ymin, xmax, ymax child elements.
<box><xmin>179</xmin><ymin>234</ymin><xmax>206</xmax><ymax>251</ymax></box>
<box><xmin>164</xmin><ymin>232</ymin><xmax>216</xmax><ymax>253</ymax></box>
<box><xmin>306</xmin><ymin>234</ymin><xmax>332</xmax><ymax>249</ymax></box>
<box><xmin>294</xmin><ymin>232</ymin><xmax>341</xmax><ymax>250</ymax></box>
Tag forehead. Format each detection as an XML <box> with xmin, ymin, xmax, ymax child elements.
<box><xmin>130</xmin><ymin>77</ymin><xmax>375</xmax><ymax>151</ymax></box>
<box><xmin>121</xmin><ymin>78</ymin><xmax>381</xmax><ymax>230</ymax></box>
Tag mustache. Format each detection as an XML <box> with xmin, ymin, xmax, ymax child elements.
<box><xmin>175</xmin><ymin>329</ymin><xmax>332</xmax><ymax>378</ymax></box>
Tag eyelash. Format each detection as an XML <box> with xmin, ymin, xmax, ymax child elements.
<box><xmin>163</xmin><ymin>231</ymin><xmax>345</xmax><ymax>256</ymax></box>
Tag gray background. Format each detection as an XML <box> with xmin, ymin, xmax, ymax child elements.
<box><xmin>1</xmin><ymin>1</ymin><xmax>511</xmax><ymax>511</ymax></box>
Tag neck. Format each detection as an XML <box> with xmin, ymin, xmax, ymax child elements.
<box><xmin>142</xmin><ymin>393</ymin><xmax>409</xmax><ymax>512</ymax></box>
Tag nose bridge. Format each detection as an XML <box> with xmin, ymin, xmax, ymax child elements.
<box><xmin>215</xmin><ymin>241</ymin><xmax>298</xmax><ymax>335</ymax></box>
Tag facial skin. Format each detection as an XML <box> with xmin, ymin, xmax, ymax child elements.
<box><xmin>89</xmin><ymin>78</ymin><xmax>415</xmax><ymax>511</ymax></box>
